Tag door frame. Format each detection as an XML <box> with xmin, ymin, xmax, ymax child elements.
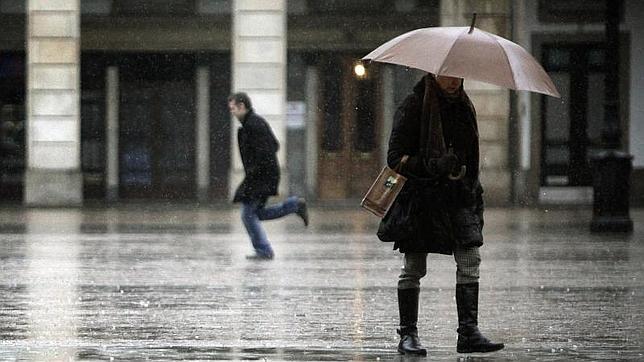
<box><xmin>529</xmin><ymin>33</ymin><xmax>630</xmax><ymax>204</ymax></box>
<box><xmin>117</xmin><ymin>53</ymin><xmax>197</xmax><ymax>199</ymax></box>
<box><xmin>539</xmin><ymin>42</ymin><xmax>605</xmax><ymax>188</ymax></box>
<box><xmin>316</xmin><ymin>54</ymin><xmax>382</xmax><ymax>200</ymax></box>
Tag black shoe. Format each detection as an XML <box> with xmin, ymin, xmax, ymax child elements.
<box><xmin>397</xmin><ymin>327</ymin><xmax>427</xmax><ymax>356</ymax></box>
<box><xmin>245</xmin><ymin>253</ymin><xmax>274</xmax><ymax>260</ymax></box>
<box><xmin>397</xmin><ymin>288</ymin><xmax>427</xmax><ymax>356</ymax></box>
<box><xmin>296</xmin><ymin>198</ymin><xmax>309</xmax><ymax>227</ymax></box>
<box><xmin>457</xmin><ymin>329</ymin><xmax>504</xmax><ymax>353</ymax></box>
<box><xmin>456</xmin><ymin>283</ymin><xmax>504</xmax><ymax>353</ymax></box>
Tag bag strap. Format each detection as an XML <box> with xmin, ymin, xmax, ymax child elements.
<box><xmin>394</xmin><ymin>155</ymin><xmax>409</xmax><ymax>173</ymax></box>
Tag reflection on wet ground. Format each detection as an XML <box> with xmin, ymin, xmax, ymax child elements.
<box><xmin>0</xmin><ymin>206</ymin><xmax>642</xmax><ymax>360</ymax></box>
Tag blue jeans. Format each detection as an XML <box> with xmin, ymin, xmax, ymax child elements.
<box><xmin>241</xmin><ymin>196</ymin><xmax>300</xmax><ymax>257</ymax></box>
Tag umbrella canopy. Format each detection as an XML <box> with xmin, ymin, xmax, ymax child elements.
<box><xmin>362</xmin><ymin>26</ymin><xmax>560</xmax><ymax>98</ymax></box>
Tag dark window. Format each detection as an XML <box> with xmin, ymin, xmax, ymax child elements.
<box><xmin>321</xmin><ymin>58</ymin><xmax>343</xmax><ymax>152</ymax></box>
<box><xmin>546</xmin><ymin>48</ymin><xmax>571</xmax><ymax>69</ymax></box>
<box><xmin>0</xmin><ymin>0</ymin><xmax>24</xmax><ymax>14</ymax></box>
<box><xmin>310</xmin><ymin>0</ymin><xmax>391</xmax><ymax>13</ymax></box>
<box><xmin>538</xmin><ymin>0</ymin><xmax>624</xmax><ymax>23</ymax></box>
<box><xmin>197</xmin><ymin>0</ymin><xmax>230</xmax><ymax>14</ymax></box>
<box><xmin>309</xmin><ymin>0</ymin><xmax>438</xmax><ymax>14</ymax></box>
<box><xmin>205</xmin><ymin>53</ymin><xmax>231</xmax><ymax>200</ymax></box>
<box><xmin>0</xmin><ymin>52</ymin><xmax>25</xmax><ymax>201</ymax></box>
<box><xmin>81</xmin><ymin>54</ymin><xmax>108</xmax><ymax>199</ymax></box>
<box><xmin>118</xmin><ymin>53</ymin><xmax>196</xmax><ymax>199</ymax></box>
<box><xmin>1</xmin><ymin>0</ymin><xmax>114</xmax><ymax>14</ymax></box>
<box><xmin>82</xmin><ymin>0</ymin><xmax>113</xmax><ymax>15</ymax></box>
<box><xmin>588</xmin><ymin>49</ymin><xmax>605</xmax><ymax>67</ymax></box>
<box><xmin>541</xmin><ymin>44</ymin><xmax>606</xmax><ymax>187</ymax></box>
<box><xmin>114</xmin><ymin>0</ymin><xmax>195</xmax><ymax>16</ymax></box>
<box><xmin>353</xmin><ymin>77</ymin><xmax>376</xmax><ymax>152</ymax></box>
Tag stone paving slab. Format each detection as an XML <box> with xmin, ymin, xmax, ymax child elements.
<box><xmin>0</xmin><ymin>207</ymin><xmax>642</xmax><ymax>360</ymax></box>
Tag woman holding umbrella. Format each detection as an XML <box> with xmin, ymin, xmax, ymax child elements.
<box><xmin>364</xmin><ymin>16</ymin><xmax>558</xmax><ymax>355</ymax></box>
<box><xmin>383</xmin><ymin>73</ymin><xmax>504</xmax><ymax>356</ymax></box>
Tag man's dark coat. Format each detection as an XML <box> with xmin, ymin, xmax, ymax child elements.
<box><xmin>384</xmin><ymin>75</ymin><xmax>484</xmax><ymax>255</ymax></box>
<box><xmin>233</xmin><ymin>110</ymin><xmax>280</xmax><ymax>203</ymax></box>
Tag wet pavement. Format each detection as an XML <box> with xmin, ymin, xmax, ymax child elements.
<box><xmin>0</xmin><ymin>205</ymin><xmax>642</xmax><ymax>361</ymax></box>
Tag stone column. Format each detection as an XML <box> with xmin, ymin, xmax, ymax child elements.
<box><xmin>381</xmin><ymin>66</ymin><xmax>395</xmax><ymax>165</ymax></box>
<box><xmin>105</xmin><ymin>66</ymin><xmax>119</xmax><ymax>202</ymax></box>
<box><xmin>441</xmin><ymin>0</ymin><xmax>512</xmax><ymax>206</ymax></box>
<box><xmin>25</xmin><ymin>0</ymin><xmax>81</xmax><ymax>206</ymax></box>
<box><xmin>510</xmin><ymin>0</ymin><xmax>533</xmax><ymax>204</ymax></box>
<box><xmin>304</xmin><ymin>66</ymin><xmax>318</xmax><ymax>198</ymax></box>
<box><xmin>196</xmin><ymin>66</ymin><xmax>211</xmax><ymax>202</ymax></box>
<box><xmin>230</xmin><ymin>0</ymin><xmax>287</xmax><ymax>199</ymax></box>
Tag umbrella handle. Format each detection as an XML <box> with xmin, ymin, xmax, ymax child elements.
<box><xmin>468</xmin><ymin>13</ymin><xmax>477</xmax><ymax>34</ymax></box>
<box><xmin>448</xmin><ymin>165</ymin><xmax>467</xmax><ymax>181</ymax></box>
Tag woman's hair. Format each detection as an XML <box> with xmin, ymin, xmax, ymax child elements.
<box><xmin>228</xmin><ymin>92</ymin><xmax>253</xmax><ymax>110</ymax></box>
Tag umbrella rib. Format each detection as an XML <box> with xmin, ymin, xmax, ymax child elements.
<box><xmin>483</xmin><ymin>31</ymin><xmax>517</xmax><ymax>89</ymax></box>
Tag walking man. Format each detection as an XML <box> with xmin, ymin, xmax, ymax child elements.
<box><xmin>380</xmin><ymin>75</ymin><xmax>504</xmax><ymax>355</ymax></box>
<box><xmin>229</xmin><ymin>93</ymin><xmax>308</xmax><ymax>260</ymax></box>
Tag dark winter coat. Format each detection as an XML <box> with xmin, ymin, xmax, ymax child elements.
<box><xmin>384</xmin><ymin>75</ymin><xmax>484</xmax><ymax>255</ymax></box>
<box><xmin>233</xmin><ymin>110</ymin><xmax>280</xmax><ymax>203</ymax></box>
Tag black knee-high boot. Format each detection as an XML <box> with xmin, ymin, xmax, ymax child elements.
<box><xmin>397</xmin><ymin>288</ymin><xmax>427</xmax><ymax>356</ymax></box>
<box><xmin>456</xmin><ymin>283</ymin><xmax>504</xmax><ymax>353</ymax></box>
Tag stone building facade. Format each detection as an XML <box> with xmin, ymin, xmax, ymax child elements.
<box><xmin>0</xmin><ymin>0</ymin><xmax>642</xmax><ymax>208</ymax></box>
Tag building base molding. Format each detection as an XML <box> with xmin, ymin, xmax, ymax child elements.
<box><xmin>24</xmin><ymin>169</ymin><xmax>82</xmax><ymax>206</ymax></box>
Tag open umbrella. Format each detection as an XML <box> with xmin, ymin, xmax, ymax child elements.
<box><xmin>362</xmin><ymin>14</ymin><xmax>560</xmax><ymax>98</ymax></box>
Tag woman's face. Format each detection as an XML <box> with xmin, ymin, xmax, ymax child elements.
<box><xmin>435</xmin><ymin>75</ymin><xmax>463</xmax><ymax>94</ymax></box>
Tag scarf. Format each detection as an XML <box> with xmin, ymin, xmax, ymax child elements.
<box><xmin>419</xmin><ymin>75</ymin><xmax>479</xmax><ymax>178</ymax></box>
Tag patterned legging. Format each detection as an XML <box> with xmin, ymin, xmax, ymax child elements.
<box><xmin>398</xmin><ymin>247</ymin><xmax>481</xmax><ymax>289</ymax></box>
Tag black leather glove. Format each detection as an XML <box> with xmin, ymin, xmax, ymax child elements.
<box><xmin>424</xmin><ymin>153</ymin><xmax>459</xmax><ymax>176</ymax></box>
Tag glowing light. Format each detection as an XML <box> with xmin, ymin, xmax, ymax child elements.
<box><xmin>354</xmin><ymin>63</ymin><xmax>366</xmax><ymax>78</ymax></box>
